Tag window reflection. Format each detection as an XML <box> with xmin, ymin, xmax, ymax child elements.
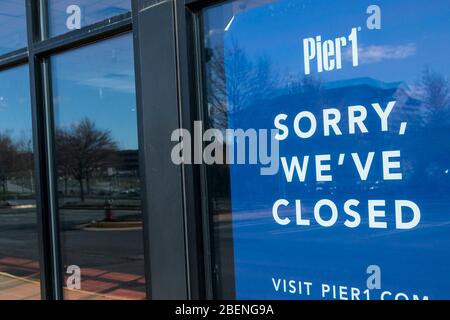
<box><xmin>0</xmin><ymin>0</ymin><xmax>27</xmax><ymax>55</ymax></box>
<box><xmin>51</xmin><ymin>34</ymin><xmax>146</xmax><ymax>300</ymax></box>
<box><xmin>47</xmin><ymin>0</ymin><xmax>131</xmax><ymax>38</ymax></box>
<box><xmin>0</xmin><ymin>65</ymin><xmax>41</xmax><ymax>300</ymax></box>
<box><xmin>202</xmin><ymin>0</ymin><xmax>450</xmax><ymax>299</ymax></box>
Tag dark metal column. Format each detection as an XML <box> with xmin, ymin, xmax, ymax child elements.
<box><xmin>25</xmin><ymin>0</ymin><xmax>63</xmax><ymax>300</ymax></box>
<box><xmin>132</xmin><ymin>0</ymin><xmax>190</xmax><ymax>300</ymax></box>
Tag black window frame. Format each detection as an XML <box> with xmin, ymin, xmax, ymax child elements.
<box><xmin>131</xmin><ymin>0</ymin><xmax>224</xmax><ymax>300</ymax></box>
<box><xmin>0</xmin><ymin>0</ymin><xmax>142</xmax><ymax>300</ymax></box>
<box><xmin>132</xmin><ymin>0</ymin><xmax>235</xmax><ymax>300</ymax></box>
<box><xmin>0</xmin><ymin>0</ymin><xmax>228</xmax><ymax>301</ymax></box>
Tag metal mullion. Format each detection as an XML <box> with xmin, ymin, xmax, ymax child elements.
<box><xmin>39</xmin><ymin>0</ymin><xmax>49</xmax><ymax>41</ymax></box>
<box><xmin>33</xmin><ymin>13</ymin><xmax>132</xmax><ymax>57</ymax></box>
<box><xmin>185</xmin><ymin>0</ymin><xmax>225</xmax><ymax>11</ymax></box>
<box><xmin>189</xmin><ymin>8</ymin><xmax>216</xmax><ymax>301</ymax></box>
<box><xmin>177</xmin><ymin>0</ymin><xmax>238</xmax><ymax>300</ymax></box>
<box><xmin>131</xmin><ymin>0</ymin><xmax>152</xmax><ymax>300</ymax></box>
<box><xmin>132</xmin><ymin>0</ymin><xmax>189</xmax><ymax>300</ymax></box>
<box><xmin>132</xmin><ymin>0</ymin><xmax>219</xmax><ymax>300</ymax></box>
<box><xmin>0</xmin><ymin>48</ymin><xmax>28</xmax><ymax>71</ymax></box>
<box><xmin>173</xmin><ymin>0</ymin><xmax>224</xmax><ymax>300</ymax></box>
<box><xmin>25</xmin><ymin>0</ymin><xmax>63</xmax><ymax>300</ymax></box>
<box><xmin>173</xmin><ymin>0</ymin><xmax>213</xmax><ymax>300</ymax></box>
<box><xmin>41</xmin><ymin>57</ymin><xmax>64</xmax><ymax>300</ymax></box>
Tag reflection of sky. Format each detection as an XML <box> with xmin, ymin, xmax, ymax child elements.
<box><xmin>51</xmin><ymin>33</ymin><xmax>138</xmax><ymax>150</ymax></box>
<box><xmin>0</xmin><ymin>65</ymin><xmax>32</xmax><ymax>144</ymax></box>
<box><xmin>203</xmin><ymin>0</ymin><xmax>450</xmax><ymax>300</ymax></box>
<box><xmin>0</xmin><ymin>0</ymin><xmax>27</xmax><ymax>55</ymax></box>
<box><xmin>205</xmin><ymin>0</ymin><xmax>450</xmax><ymax>85</ymax></box>
<box><xmin>48</xmin><ymin>0</ymin><xmax>130</xmax><ymax>37</ymax></box>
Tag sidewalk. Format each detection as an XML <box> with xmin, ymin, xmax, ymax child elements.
<box><xmin>0</xmin><ymin>257</ymin><xmax>146</xmax><ymax>300</ymax></box>
<box><xmin>0</xmin><ymin>273</ymin><xmax>40</xmax><ymax>300</ymax></box>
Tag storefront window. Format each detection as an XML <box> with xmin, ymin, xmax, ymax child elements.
<box><xmin>202</xmin><ymin>0</ymin><xmax>450</xmax><ymax>300</ymax></box>
<box><xmin>51</xmin><ymin>34</ymin><xmax>146</xmax><ymax>300</ymax></box>
<box><xmin>0</xmin><ymin>0</ymin><xmax>27</xmax><ymax>55</ymax></box>
<box><xmin>0</xmin><ymin>65</ymin><xmax>41</xmax><ymax>300</ymax></box>
<box><xmin>47</xmin><ymin>0</ymin><xmax>131</xmax><ymax>38</ymax></box>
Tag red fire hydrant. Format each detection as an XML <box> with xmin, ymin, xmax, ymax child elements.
<box><xmin>104</xmin><ymin>199</ymin><xmax>115</xmax><ymax>222</ymax></box>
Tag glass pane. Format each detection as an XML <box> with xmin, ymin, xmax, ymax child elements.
<box><xmin>47</xmin><ymin>0</ymin><xmax>131</xmax><ymax>38</ymax></box>
<box><xmin>51</xmin><ymin>34</ymin><xmax>146</xmax><ymax>300</ymax></box>
<box><xmin>0</xmin><ymin>65</ymin><xmax>41</xmax><ymax>300</ymax></box>
<box><xmin>201</xmin><ymin>0</ymin><xmax>450</xmax><ymax>299</ymax></box>
<box><xmin>0</xmin><ymin>0</ymin><xmax>27</xmax><ymax>55</ymax></box>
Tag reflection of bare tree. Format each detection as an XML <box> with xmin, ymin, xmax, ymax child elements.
<box><xmin>13</xmin><ymin>138</ymin><xmax>34</xmax><ymax>195</ymax></box>
<box><xmin>56</xmin><ymin>118</ymin><xmax>118</xmax><ymax>202</ymax></box>
<box><xmin>206</xmin><ymin>40</ymin><xmax>277</xmax><ymax>129</ymax></box>
<box><xmin>409</xmin><ymin>68</ymin><xmax>450</xmax><ymax>190</ymax></box>
<box><xmin>285</xmin><ymin>75</ymin><xmax>323</xmax><ymax>98</ymax></box>
<box><xmin>205</xmin><ymin>41</ymin><xmax>278</xmax><ymax>204</ymax></box>
<box><xmin>0</xmin><ymin>134</ymin><xmax>18</xmax><ymax>199</ymax></box>
<box><xmin>0</xmin><ymin>133</ymin><xmax>34</xmax><ymax>202</ymax></box>
<box><xmin>418</xmin><ymin>67</ymin><xmax>450</xmax><ymax>127</ymax></box>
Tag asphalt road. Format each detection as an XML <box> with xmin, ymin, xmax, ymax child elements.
<box><xmin>0</xmin><ymin>207</ymin><xmax>146</xmax><ymax>280</ymax></box>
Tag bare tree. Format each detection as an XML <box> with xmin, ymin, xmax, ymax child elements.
<box><xmin>56</xmin><ymin>118</ymin><xmax>118</xmax><ymax>202</ymax></box>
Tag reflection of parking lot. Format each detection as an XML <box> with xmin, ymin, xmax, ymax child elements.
<box><xmin>60</xmin><ymin>208</ymin><xmax>146</xmax><ymax>299</ymax></box>
<box><xmin>0</xmin><ymin>207</ymin><xmax>146</xmax><ymax>299</ymax></box>
<box><xmin>59</xmin><ymin>195</ymin><xmax>141</xmax><ymax>208</ymax></box>
<box><xmin>0</xmin><ymin>272</ymin><xmax>40</xmax><ymax>300</ymax></box>
<box><xmin>0</xmin><ymin>270</ymin><xmax>145</xmax><ymax>300</ymax></box>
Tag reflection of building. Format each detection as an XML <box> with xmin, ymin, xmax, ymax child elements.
<box><xmin>322</xmin><ymin>77</ymin><xmax>423</xmax><ymax>128</ymax></box>
<box><xmin>115</xmin><ymin>150</ymin><xmax>139</xmax><ymax>175</ymax></box>
<box><xmin>233</xmin><ymin>77</ymin><xmax>446</xmax><ymax>199</ymax></box>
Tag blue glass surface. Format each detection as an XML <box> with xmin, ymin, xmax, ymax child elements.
<box><xmin>203</xmin><ymin>0</ymin><xmax>450</xmax><ymax>300</ymax></box>
<box><xmin>51</xmin><ymin>34</ymin><xmax>146</xmax><ymax>300</ymax></box>
<box><xmin>0</xmin><ymin>1</ymin><xmax>27</xmax><ymax>54</ymax></box>
<box><xmin>47</xmin><ymin>0</ymin><xmax>130</xmax><ymax>37</ymax></box>
<box><xmin>0</xmin><ymin>65</ymin><xmax>41</xmax><ymax>299</ymax></box>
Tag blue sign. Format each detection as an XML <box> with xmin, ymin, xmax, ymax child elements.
<box><xmin>204</xmin><ymin>0</ymin><xmax>450</xmax><ymax>300</ymax></box>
